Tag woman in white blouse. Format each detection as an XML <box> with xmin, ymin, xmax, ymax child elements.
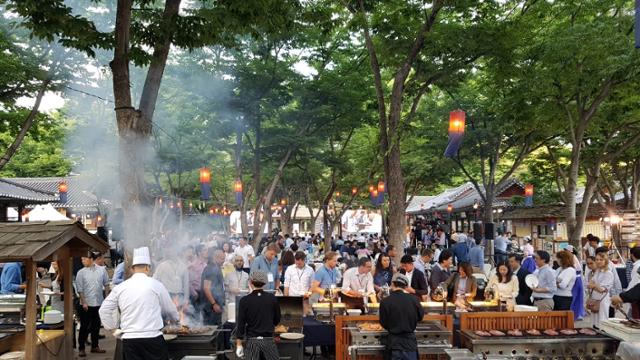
<box><xmin>486</xmin><ymin>261</ymin><xmax>519</xmax><ymax>301</ymax></box>
<box><xmin>553</xmin><ymin>251</ymin><xmax>576</xmax><ymax>311</ymax></box>
<box><xmin>587</xmin><ymin>252</ymin><xmax>614</xmax><ymax>327</ymax></box>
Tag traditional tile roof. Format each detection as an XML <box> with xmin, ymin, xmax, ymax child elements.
<box><xmin>501</xmin><ymin>203</ymin><xmax>606</xmax><ymax>220</ymax></box>
<box><xmin>407</xmin><ymin>179</ymin><xmax>524</xmax><ymax>214</ymax></box>
<box><xmin>405</xmin><ymin>196</ymin><xmax>436</xmax><ymax>213</ymax></box>
<box><xmin>7</xmin><ymin>177</ymin><xmax>101</xmax><ymax>209</ymax></box>
<box><xmin>0</xmin><ymin>221</ymin><xmax>108</xmax><ymax>262</ymax></box>
<box><xmin>0</xmin><ymin>179</ymin><xmax>57</xmax><ymax>203</ymax></box>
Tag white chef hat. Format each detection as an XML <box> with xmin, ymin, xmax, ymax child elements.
<box><xmin>565</xmin><ymin>245</ymin><xmax>574</xmax><ymax>252</ymax></box>
<box><xmin>132</xmin><ymin>247</ymin><xmax>151</xmax><ymax>266</ymax></box>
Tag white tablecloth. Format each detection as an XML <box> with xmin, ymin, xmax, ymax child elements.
<box><xmin>616</xmin><ymin>341</ymin><xmax>640</xmax><ymax>360</ymax></box>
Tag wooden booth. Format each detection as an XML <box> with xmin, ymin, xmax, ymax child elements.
<box><xmin>0</xmin><ymin>221</ymin><xmax>109</xmax><ymax>360</ymax></box>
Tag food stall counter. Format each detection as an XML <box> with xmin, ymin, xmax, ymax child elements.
<box><xmin>35</xmin><ymin>330</ymin><xmax>65</xmax><ymax>345</ymax></box>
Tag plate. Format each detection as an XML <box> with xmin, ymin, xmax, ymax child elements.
<box><xmin>163</xmin><ymin>334</ymin><xmax>177</xmax><ymax>341</ymax></box>
<box><xmin>525</xmin><ymin>274</ymin><xmax>539</xmax><ymax>289</ymax></box>
<box><xmin>280</xmin><ymin>332</ymin><xmax>305</xmax><ymax>340</ymax></box>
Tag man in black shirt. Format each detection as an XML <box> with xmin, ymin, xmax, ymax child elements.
<box><xmin>380</xmin><ymin>273</ymin><xmax>425</xmax><ymax>360</ymax></box>
<box><xmin>235</xmin><ymin>271</ymin><xmax>281</xmax><ymax>360</ymax></box>
<box><xmin>399</xmin><ymin>255</ymin><xmax>429</xmax><ymax>301</ymax></box>
<box><xmin>508</xmin><ymin>254</ymin><xmax>533</xmax><ymax>305</ymax></box>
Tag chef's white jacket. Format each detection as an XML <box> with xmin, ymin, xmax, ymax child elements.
<box><xmin>99</xmin><ymin>273</ymin><xmax>179</xmax><ymax>339</ymax></box>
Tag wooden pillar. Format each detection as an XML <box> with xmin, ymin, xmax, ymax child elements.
<box><xmin>58</xmin><ymin>247</ymin><xmax>73</xmax><ymax>358</ymax></box>
<box><xmin>0</xmin><ymin>204</ymin><xmax>7</xmax><ymax>222</ymax></box>
<box><xmin>24</xmin><ymin>259</ymin><xmax>36</xmax><ymax>360</ymax></box>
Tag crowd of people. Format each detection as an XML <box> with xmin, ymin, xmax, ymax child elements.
<box><xmin>1</xmin><ymin>225</ymin><xmax>639</xmax><ymax>359</ymax></box>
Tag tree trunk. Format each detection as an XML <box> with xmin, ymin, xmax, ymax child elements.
<box><xmin>565</xmin><ymin>140</ymin><xmax>583</xmax><ymax>250</ymax></box>
<box><xmin>631</xmin><ymin>160</ymin><xmax>640</xmax><ymax>210</ymax></box>
<box><xmin>110</xmin><ymin>0</ymin><xmax>181</xmax><ymax>249</ymax></box>
<box><xmin>235</xmin><ymin>125</ymin><xmax>248</xmax><ymax>238</ymax></box>
<box><xmin>483</xmin><ymin>187</ymin><xmax>495</xmax><ymax>224</ymax></box>
<box><xmin>0</xmin><ymin>78</ymin><xmax>50</xmax><ymax>170</ymax></box>
<box><xmin>322</xmin><ymin>206</ymin><xmax>332</xmax><ymax>251</ymax></box>
<box><xmin>251</xmin><ymin>145</ymin><xmax>296</xmax><ymax>248</ymax></box>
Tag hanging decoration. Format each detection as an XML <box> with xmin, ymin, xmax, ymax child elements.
<box><xmin>351</xmin><ymin>187</ymin><xmax>358</xmax><ymax>195</ymax></box>
<box><xmin>636</xmin><ymin>0</ymin><xmax>640</xmax><ymax>48</ymax></box>
<box><xmin>58</xmin><ymin>181</ymin><xmax>68</xmax><ymax>203</ymax></box>
<box><xmin>377</xmin><ymin>180</ymin><xmax>385</xmax><ymax>204</ymax></box>
<box><xmin>524</xmin><ymin>184</ymin><xmax>534</xmax><ymax>207</ymax></box>
<box><xmin>200</xmin><ymin>167</ymin><xmax>211</xmax><ymax>200</ymax></box>
<box><xmin>370</xmin><ymin>188</ymin><xmax>380</xmax><ymax>206</ymax></box>
<box><xmin>234</xmin><ymin>179</ymin><xmax>243</xmax><ymax>205</ymax></box>
<box><xmin>444</xmin><ymin>110</ymin><xmax>466</xmax><ymax>158</ymax></box>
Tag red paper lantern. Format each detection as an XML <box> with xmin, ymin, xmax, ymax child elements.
<box><xmin>525</xmin><ymin>184</ymin><xmax>534</xmax><ymax>197</ymax></box>
<box><xmin>234</xmin><ymin>179</ymin><xmax>243</xmax><ymax>193</ymax></box>
<box><xmin>377</xmin><ymin>181</ymin><xmax>385</xmax><ymax>193</ymax></box>
<box><xmin>368</xmin><ymin>185</ymin><xmax>375</xmax><ymax>193</ymax></box>
<box><xmin>335</xmin><ymin>191</ymin><xmax>341</xmax><ymax>197</ymax></box>
<box><xmin>280</xmin><ymin>199</ymin><xmax>287</xmax><ymax>206</ymax></box>
<box><xmin>199</xmin><ymin>168</ymin><xmax>211</xmax><ymax>184</ymax></box>
<box><xmin>351</xmin><ymin>187</ymin><xmax>358</xmax><ymax>195</ymax></box>
<box><xmin>449</xmin><ymin>110</ymin><xmax>466</xmax><ymax>134</ymax></box>
<box><xmin>58</xmin><ymin>181</ymin><xmax>68</xmax><ymax>203</ymax></box>
<box><xmin>372</xmin><ymin>189</ymin><xmax>379</xmax><ymax>197</ymax></box>
<box><xmin>447</xmin><ymin>203</ymin><xmax>453</xmax><ymax>213</ymax></box>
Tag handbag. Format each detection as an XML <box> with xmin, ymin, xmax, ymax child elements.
<box><xmin>586</xmin><ymin>289</ymin><xmax>606</xmax><ymax>313</ymax></box>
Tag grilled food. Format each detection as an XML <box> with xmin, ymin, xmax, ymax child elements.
<box><xmin>275</xmin><ymin>325</ymin><xmax>289</xmax><ymax>333</ymax></box>
<box><xmin>163</xmin><ymin>325</ymin><xmax>210</xmax><ymax>335</ymax></box>
<box><xmin>526</xmin><ymin>329</ymin><xmax>541</xmax><ymax>336</ymax></box>
<box><xmin>507</xmin><ymin>329</ymin><xmax>523</xmax><ymax>336</ymax></box>
<box><xmin>474</xmin><ymin>330</ymin><xmax>491</xmax><ymax>337</ymax></box>
<box><xmin>560</xmin><ymin>329</ymin><xmax>578</xmax><ymax>335</ymax></box>
<box><xmin>358</xmin><ymin>322</ymin><xmax>384</xmax><ymax>332</ymax></box>
<box><xmin>489</xmin><ymin>330</ymin><xmax>505</xmax><ymax>336</ymax></box>
<box><xmin>543</xmin><ymin>329</ymin><xmax>559</xmax><ymax>336</ymax></box>
<box><xmin>578</xmin><ymin>328</ymin><xmax>597</xmax><ymax>335</ymax></box>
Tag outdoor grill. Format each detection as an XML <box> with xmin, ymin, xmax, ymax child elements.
<box><xmin>312</xmin><ymin>302</ymin><xmax>346</xmax><ymax>321</ymax></box>
<box><xmin>459</xmin><ymin>329</ymin><xmax>620</xmax><ymax>359</ymax></box>
<box><xmin>164</xmin><ymin>325</ymin><xmax>223</xmax><ymax>360</ymax></box>
<box><xmin>346</xmin><ymin>320</ymin><xmax>452</xmax><ymax>359</ymax></box>
<box><xmin>276</xmin><ymin>296</ymin><xmax>304</xmax><ymax>360</ymax></box>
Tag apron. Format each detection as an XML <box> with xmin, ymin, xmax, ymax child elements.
<box><xmin>245</xmin><ymin>337</ymin><xmax>279</xmax><ymax>360</ymax></box>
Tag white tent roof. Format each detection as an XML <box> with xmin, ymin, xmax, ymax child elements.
<box><xmin>26</xmin><ymin>204</ymin><xmax>70</xmax><ymax>222</ymax></box>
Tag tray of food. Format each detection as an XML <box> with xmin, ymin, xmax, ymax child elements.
<box><xmin>357</xmin><ymin>322</ymin><xmax>384</xmax><ymax>332</ymax></box>
<box><xmin>163</xmin><ymin>325</ymin><xmax>217</xmax><ymax>336</ymax></box>
<box><xmin>472</xmin><ymin>328</ymin><xmax>597</xmax><ymax>338</ymax></box>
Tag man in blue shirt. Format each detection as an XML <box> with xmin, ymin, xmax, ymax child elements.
<box><xmin>311</xmin><ymin>251</ymin><xmax>340</xmax><ymax>298</ymax></box>
<box><xmin>469</xmin><ymin>239</ymin><xmax>485</xmax><ymax>270</ymax></box>
<box><xmin>531</xmin><ymin>250</ymin><xmax>557</xmax><ymax>311</ymax></box>
<box><xmin>0</xmin><ymin>262</ymin><xmax>25</xmax><ymax>294</ymax></box>
<box><xmin>250</xmin><ymin>244</ymin><xmax>279</xmax><ymax>291</ymax></box>
<box><xmin>451</xmin><ymin>239</ymin><xmax>469</xmax><ymax>264</ymax></box>
<box><xmin>494</xmin><ymin>232</ymin><xmax>508</xmax><ymax>264</ymax></box>
<box><xmin>201</xmin><ymin>249</ymin><xmax>226</xmax><ymax>325</ymax></box>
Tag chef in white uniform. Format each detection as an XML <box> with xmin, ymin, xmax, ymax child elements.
<box><xmin>99</xmin><ymin>247</ymin><xmax>179</xmax><ymax>360</ymax></box>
